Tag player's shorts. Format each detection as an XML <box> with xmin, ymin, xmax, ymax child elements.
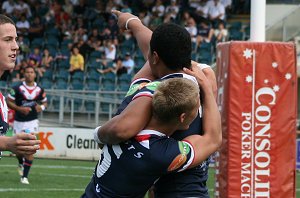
<box><xmin>13</xmin><ymin>119</ymin><xmax>39</xmax><ymax>133</ymax></box>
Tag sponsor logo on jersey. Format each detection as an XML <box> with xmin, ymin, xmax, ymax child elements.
<box><xmin>126</xmin><ymin>82</ymin><xmax>148</xmax><ymax>97</ymax></box>
<box><xmin>167</xmin><ymin>141</ymin><xmax>190</xmax><ymax>171</ymax></box>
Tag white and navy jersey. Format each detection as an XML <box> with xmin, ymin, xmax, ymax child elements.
<box><xmin>0</xmin><ymin>92</ymin><xmax>9</xmax><ymax>135</ymax></box>
<box><xmin>115</xmin><ymin>73</ymin><xmax>210</xmax><ymax>197</ymax></box>
<box><xmin>8</xmin><ymin>82</ymin><xmax>47</xmax><ymax>122</ymax></box>
<box><xmin>82</xmin><ymin>129</ymin><xmax>195</xmax><ymax>198</ymax></box>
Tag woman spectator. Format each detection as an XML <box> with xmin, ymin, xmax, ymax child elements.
<box><xmin>40</xmin><ymin>49</ymin><xmax>54</xmax><ymax>77</ymax></box>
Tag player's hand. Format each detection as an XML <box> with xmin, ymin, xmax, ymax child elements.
<box><xmin>111</xmin><ymin>10</ymin><xmax>139</xmax><ymax>31</ymax></box>
<box><xmin>35</xmin><ymin>105</ymin><xmax>43</xmax><ymax>113</ymax></box>
<box><xmin>190</xmin><ymin>61</ymin><xmax>217</xmax><ymax>98</ymax></box>
<box><xmin>6</xmin><ymin>133</ymin><xmax>41</xmax><ymax>155</ymax></box>
<box><xmin>183</xmin><ymin>65</ymin><xmax>211</xmax><ymax>93</ymax></box>
<box><xmin>18</xmin><ymin>107</ymin><xmax>31</xmax><ymax>115</ymax></box>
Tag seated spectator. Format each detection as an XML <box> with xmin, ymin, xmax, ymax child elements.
<box><xmin>138</xmin><ymin>10</ymin><xmax>151</xmax><ymax>27</ymax></box>
<box><xmin>121</xmin><ymin>52</ymin><xmax>135</xmax><ymax>74</ymax></box>
<box><xmin>69</xmin><ymin>46</ymin><xmax>84</xmax><ymax>75</ymax></box>
<box><xmin>195</xmin><ymin>0</ymin><xmax>209</xmax><ymax>23</ymax></box>
<box><xmin>14</xmin><ymin>0</ymin><xmax>32</xmax><ymax>18</ymax></box>
<box><xmin>16</xmin><ymin>14</ymin><xmax>30</xmax><ymax>37</ymax></box>
<box><xmin>103</xmin><ymin>39</ymin><xmax>116</xmax><ymax>61</ymax></box>
<box><xmin>152</xmin><ymin>0</ymin><xmax>165</xmax><ymax>18</ymax></box>
<box><xmin>120</xmin><ymin>2</ymin><xmax>132</xmax><ymax>13</ymax></box>
<box><xmin>2</xmin><ymin>0</ymin><xmax>16</xmax><ymax>16</ymax></box>
<box><xmin>98</xmin><ymin>52</ymin><xmax>134</xmax><ymax>75</ymax></box>
<box><xmin>196</xmin><ymin>20</ymin><xmax>214</xmax><ymax>45</ymax></box>
<box><xmin>40</xmin><ymin>49</ymin><xmax>54</xmax><ymax>76</ymax></box>
<box><xmin>97</xmin><ymin>57</ymin><xmax>122</xmax><ymax>75</ymax></box>
<box><xmin>214</xmin><ymin>21</ymin><xmax>228</xmax><ymax>42</ymax></box>
<box><xmin>28</xmin><ymin>47</ymin><xmax>42</xmax><ymax>69</ymax></box>
<box><xmin>185</xmin><ymin>17</ymin><xmax>198</xmax><ymax>44</ymax></box>
<box><xmin>207</xmin><ymin>0</ymin><xmax>226</xmax><ymax>27</ymax></box>
<box><xmin>165</xmin><ymin>0</ymin><xmax>179</xmax><ymax>20</ymax></box>
<box><xmin>28</xmin><ymin>16</ymin><xmax>44</xmax><ymax>42</ymax></box>
<box><xmin>12</xmin><ymin>59</ymin><xmax>27</xmax><ymax>82</ymax></box>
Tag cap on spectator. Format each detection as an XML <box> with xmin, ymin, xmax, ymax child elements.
<box><xmin>125</xmin><ymin>52</ymin><xmax>130</xmax><ymax>56</ymax></box>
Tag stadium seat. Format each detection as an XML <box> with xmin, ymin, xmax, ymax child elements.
<box><xmin>229</xmin><ymin>31</ymin><xmax>244</xmax><ymax>41</ymax></box>
<box><xmin>40</xmin><ymin>78</ymin><xmax>53</xmax><ymax>89</ymax></box>
<box><xmin>86</xmin><ymin>80</ymin><xmax>99</xmax><ymax>91</ymax></box>
<box><xmin>55</xmin><ymin>79</ymin><xmax>68</xmax><ymax>90</ymax></box>
<box><xmin>117</xmin><ymin>73</ymin><xmax>132</xmax><ymax>85</ymax></box>
<box><xmin>70</xmin><ymin>80</ymin><xmax>84</xmax><ymax>90</ymax></box>
<box><xmin>72</xmin><ymin>71</ymin><xmax>84</xmax><ymax>82</ymax></box>
<box><xmin>101</xmin><ymin>72</ymin><xmax>116</xmax><ymax>84</ymax></box>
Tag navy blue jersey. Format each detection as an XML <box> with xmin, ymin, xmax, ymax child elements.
<box><xmin>8</xmin><ymin>82</ymin><xmax>47</xmax><ymax>122</ymax></box>
<box><xmin>82</xmin><ymin>130</ymin><xmax>195</xmax><ymax>198</ymax></box>
<box><xmin>113</xmin><ymin>73</ymin><xmax>210</xmax><ymax>197</ymax></box>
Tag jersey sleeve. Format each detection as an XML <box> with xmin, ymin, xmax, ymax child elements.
<box><xmin>7</xmin><ymin>86</ymin><xmax>17</xmax><ymax>101</ymax></box>
<box><xmin>40</xmin><ymin>88</ymin><xmax>47</xmax><ymax>103</ymax></box>
<box><xmin>131</xmin><ymin>81</ymin><xmax>162</xmax><ymax>101</ymax></box>
<box><xmin>151</xmin><ymin>137</ymin><xmax>195</xmax><ymax>174</ymax></box>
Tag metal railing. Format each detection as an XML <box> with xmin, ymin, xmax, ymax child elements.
<box><xmin>0</xmin><ymin>87</ymin><xmax>125</xmax><ymax>128</ymax></box>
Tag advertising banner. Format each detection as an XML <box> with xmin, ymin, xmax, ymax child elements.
<box><xmin>35</xmin><ymin>127</ymin><xmax>100</xmax><ymax>161</ymax></box>
<box><xmin>215</xmin><ymin>42</ymin><xmax>297</xmax><ymax>198</ymax></box>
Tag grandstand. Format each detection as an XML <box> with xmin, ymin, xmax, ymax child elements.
<box><xmin>0</xmin><ymin>0</ymin><xmax>254</xmax><ymax>128</ymax></box>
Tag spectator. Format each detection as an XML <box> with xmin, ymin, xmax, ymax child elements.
<box><xmin>103</xmin><ymin>39</ymin><xmax>116</xmax><ymax>61</ymax></box>
<box><xmin>214</xmin><ymin>21</ymin><xmax>228</xmax><ymax>42</ymax></box>
<box><xmin>120</xmin><ymin>52</ymin><xmax>135</xmax><ymax>75</ymax></box>
<box><xmin>98</xmin><ymin>52</ymin><xmax>134</xmax><ymax>75</ymax></box>
<box><xmin>152</xmin><ymin>0</ymin><xmax>165</xmax><ymax>18</ymax></box>
<box><xmin>12</xmin><ymin>60</ymin><xmax>27</xmax><ymax>82</ymax></box>
<box><xmin>28</xmin><ymin>47</ymin><xmax>42</xmax><ymax>72</ymax></box>
<box><xmin>196</xmin><ymin>20</ymin><xmax>214</xmax><ymax>45</ymax></box>
<box><xmin>121</xmin><ymin>2</ymin><xmax>132</xmax><ymax>14</ymax></box>
<box><xmin>16</xmin><ymin>14</ymin><xmax>30</xmax><ymax>36</ymax></box>
<box><xmin>208</xmin><ymin>0</ymin><xmax>226</xmax><ymax>26</ymax></box>
<box><xmin>97</xmin><ymin>57</ymin><xmax>122</xmax><ymax>74</ymax></box>
<box><xmin>185</xmin><ymin>17</ymin><xmax>198</xmax><ymax>44</ymax></box>
<box><xmin>195</xmin><ymin>0</ymin><xmax>209</xmax><ymax>23</ymax></box>
<box><xmin>28</xmin><ymin>16</ymin><xmax>44</xmax><ymax>42</ymax></box>
<box><xmin>138</xmin><ymin>10</ymin><xmax>151</xmax><ymax>27</ymax></box>
<box><xmin>2</xmin><ymin>0</ymin><xmax>16</xmax><ymax>16</ymax></box>
<box><xmin>63</xmin><ymin>0</ymin><xmax>74</xmax><ymax>16</ymax></box>
<box><xmin>41</xmin><ymin>48</ymin><xmax>54</xmax><ymax>74</ymax></box>
<box><xmin>69</xmin><ymin>46</ymin><xmax>84</xmax><ymax>75</ymax></box>
<box><xmin>165</xmin><ymin>0</ymin><xmax>180</xmax><ymax>20</ymax></box>
<box><xmin>14</xmin><ymin>0</ymin><xmax>32</xmax><ymax>18</ymax></box>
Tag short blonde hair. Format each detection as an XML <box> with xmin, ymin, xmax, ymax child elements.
<box><xmin>152</xmin><ymin>78</ymin><xmax>199</xmax><ymax>123</ymax></box>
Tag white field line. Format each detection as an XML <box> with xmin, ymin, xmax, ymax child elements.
<box><xmin>0</xmin><ymin>164</ymin><xmax>94</xmax><ymax>170</ymax></box>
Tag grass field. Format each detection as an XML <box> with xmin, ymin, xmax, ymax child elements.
<box><xmin>0</xmin><ymin>156</ymin><xmax>299</xmax><ymax>198</ymax></box>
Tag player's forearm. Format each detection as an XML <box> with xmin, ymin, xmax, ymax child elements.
<box><xmin>127</xmin><ymin>19</ymin><xmax>152</xmax><ymax>60</ymax></box>
<box><xmin>99</xmin><ymin>97</ymin><xmax>153</xmax><ymax>144</ymax></box>
<box><xmin>0</xmin><ymin>136</ymin><xmax>9</xmax><ymax>151</ymax></box>
<box><xmin>6</xmin><ymin>99</ymin><xmax>21</xmax><ymax>112</ymax></box>
<box><xmin>201</xmin><ymin>85</ymin><xmax>222</xmax><ymax>149</ymax></box>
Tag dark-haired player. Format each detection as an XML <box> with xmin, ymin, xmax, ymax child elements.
<box><xmin>7</xmin><ymin>66</ymin><xmax>47</xmax><ymax>184</ymax></box>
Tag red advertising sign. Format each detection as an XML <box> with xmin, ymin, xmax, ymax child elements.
<box><xmin>215</xmin><ymin>42</ymin><xmax>297</xmax><ymax>198</ymax></box>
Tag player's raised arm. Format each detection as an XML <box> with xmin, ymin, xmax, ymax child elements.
<box><xmin>112</xmin><ymin>10</ymin><xmax>151</xmax><ymax>60</ymax></box>
<box><xmin>182</xmin><ymin>65</ymin><xmax>222</xmax><ymax>168</ymax></box>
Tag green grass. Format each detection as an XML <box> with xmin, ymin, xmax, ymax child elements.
<box><xmin>0</xmin><ymin>156</ymin><xmax>299</xmax><ymax>198</ymax></box>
